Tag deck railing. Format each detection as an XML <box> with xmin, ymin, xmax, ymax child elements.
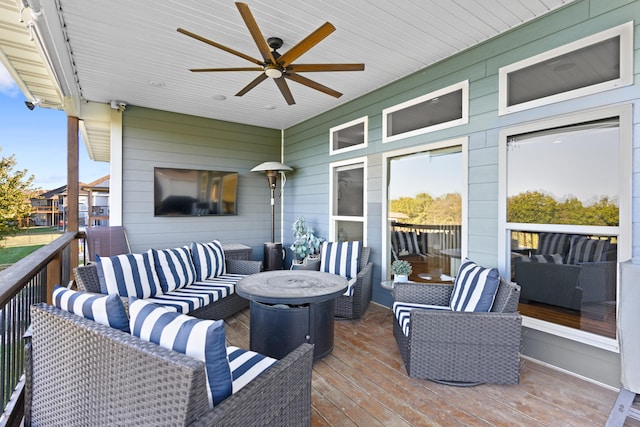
<box><xmin>0</xmin><ymin>232</ymin><xmax>80</xmax><ymax>426</ymax></box>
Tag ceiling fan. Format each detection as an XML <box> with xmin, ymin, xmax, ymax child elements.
<box><xmin>177</xmin><ymin>2</ymin><xmax>365</xmax><ymax>105</ymax></box>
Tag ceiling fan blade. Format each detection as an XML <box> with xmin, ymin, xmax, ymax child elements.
<box><xmin>236</xmin><ymin>73</ymin><xmax>268</xmax><ymax>97</ymax></box>
<box><xmin>235</xmin><ymin>2</ymin><xmax>277</xmax><ymax>65</ymax></box>
<box><xmin>274</xmin><ymin>78</ymin><xmax>295</xmax><ymax>105</ymax></box>
<box><xmin>177</xmin><ymin>27</ymin><xmax>262</xmax><ymax>66</ymax></box>
<box><xmin>278</xmin><ymin>22</ymin><xmax>335</xmax><ymax>68</ymax></box>
<box><xmin>285</xmin><ymin>73</ymin><xmax>342</xmax><ymax>98</ymax></box>
<box><xmin>190</xmin><ymin>67</ymin><xmax>264</xmax><ymax>72</ymax></box>
<box><xmin>287</xmin><ymin>63</ymin><xmax>365</xmax><ymax>72</ymax></box>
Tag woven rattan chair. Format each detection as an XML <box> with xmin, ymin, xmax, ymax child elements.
<box><xmin>25</xmin><ymin>304</ymin><xmax>313</xmax><ymax>426</ymax></box>
<box><xmin>392</xmin><ymin>278</ymin><xmax>522</xmax><ymax>385</ymax></box>
<box><xmin>73</xmin><ymin>258</ymin><xmax>260</xmax><ymax>320</ymax></box>
<box><xmin>333</xmin><ymin>247</ymin><xmax>373</xmax><ymax>319</ymax></box>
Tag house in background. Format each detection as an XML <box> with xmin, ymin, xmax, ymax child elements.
<box><xmin>2</xmin><ymin>0</ymin><xmax>640</xmax><ymax>391</ymax></box>
<box><xmin>29</xmin><ymin>175</ymin><xmax>110</xmax><ymax>228</ymax></box>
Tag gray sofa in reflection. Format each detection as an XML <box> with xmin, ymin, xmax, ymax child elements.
<box><xmin>513</xmin><ymin>233</ymin><xmax>617</xmax><ymax>313</ymax></box>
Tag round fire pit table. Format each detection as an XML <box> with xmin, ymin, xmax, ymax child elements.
<box><xmin>237</xmin><ymin>270</ymin><xmax>348</xmax><ymax>360</ymax></box>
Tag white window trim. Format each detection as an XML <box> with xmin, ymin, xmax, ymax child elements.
<box><xmin>499</xmin><ymin>21</ymin><xmax>634</xmax><ymax>116</ymax></box>
<box><xmin>329</xmin><ymin>116</ymin><xmax>368</xmax><ymax>156</ymax></box>
<box><xmin>329</xmin><ymin>156</ymin><xmax>368</xmax><ymax>245</ymax></box>
<box><xmin>382</xmin><ymin>80</ymin><xmax>469</xmax><ymax>144</ymax></box>
<box><xmin>497</xmin><ymin>104</ymin><xmax>633</xmax><ymax>351</ymax></box>
<box><xmin>381</xmin><ymin>137</ymin><xmax>468</xmax><ymax>281</ymax></box>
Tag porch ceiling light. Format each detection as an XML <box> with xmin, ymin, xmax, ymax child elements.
<box><xmin>250</xmin><ymin>161</ymin><xmax>293</xmax><ymax>243</ymax></box>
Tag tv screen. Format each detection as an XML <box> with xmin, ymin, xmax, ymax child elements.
<box><xmin>154</xmin><ymin>167</ymin><xmax>238</xmax><ymax>216</ymax></box>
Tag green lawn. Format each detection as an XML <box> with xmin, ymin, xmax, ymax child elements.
<box><xmin>0</xmin><ymin>245</ymin><xmax>45</xmax><ymax>265</ymax></box>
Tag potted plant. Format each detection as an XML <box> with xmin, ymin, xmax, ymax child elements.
<box><xmin>391</xmin><ymin>260</ymin><xmax>412</xmax><ymax>282</ymax></box>
<box><xmin>290</xmin><ymin>216</ymin><xmax>324</xmax><ymax>266</ymax></box>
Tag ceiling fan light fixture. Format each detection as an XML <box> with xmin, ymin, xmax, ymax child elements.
<box><xmin>264</xmin><ymin>66</ymin><xmax>283</xmax><ymax>79</ymax></box>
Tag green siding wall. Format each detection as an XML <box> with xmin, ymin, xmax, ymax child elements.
<box><xmin>121</xmin><ymin>106</ymin><xmax>281</xmax><ymax>258</ymax></box>
<box><xmin>283</xmin><ymin>0</ymin><xmax>640</xmax><ymax>387</ymax></box>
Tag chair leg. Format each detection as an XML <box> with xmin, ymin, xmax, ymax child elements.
<box><xmin>606</xmin><ymin>388</ymin><xmax>638</xmax><ymax>427</ymax></box>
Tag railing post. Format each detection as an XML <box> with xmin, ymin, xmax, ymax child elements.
<box><xmin>45</xmin><ymin>253</ymin><xmax>61</xmax><ymax>305</ymax></box>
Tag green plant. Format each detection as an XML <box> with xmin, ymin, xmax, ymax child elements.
<box><xmin>290</xmin><ymin>216</ymin><xmax>324</xmax><ymax>261</ymax></box>
<box><xmin>391</xmin><ymin>259</ymin><xmax>412</xmax><ymax>276</ymax></box>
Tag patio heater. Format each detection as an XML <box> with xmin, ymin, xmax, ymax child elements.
<box><xmin>250</xmin><ymin>161</ymin><xmax>293</xmax><ymax>270</ymax></box>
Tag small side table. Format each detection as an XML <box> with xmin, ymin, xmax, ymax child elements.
<box><xmin>221</xmin><ymin>243</ymin><xmax>252</xmax><ymax>260</ymax></box>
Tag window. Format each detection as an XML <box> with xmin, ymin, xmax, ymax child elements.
<box><xmin>499</xmin><ymin>105</ymin><xmax>632</xmax><ymax>348</ymax></box>
<box><xmin>330</xmin><ymin>117</ymin><xmax>367</xmax><ymax>155</ymax></box>
<box><xmin>383</xmin><ymin>138</ymin><xmax>467</xmax><ymax>281</ymax></box>
<box><xmin>499</xmin><ymin>22</ymin><xmax>633</xmax><ymax>115</ymax></box>
<box><xmin>382</xmin><ymin>81</ymin><xmax>469</xmax><ymax>143</ymax></box>
<box><xmin>329</xmin><ymin>158</ymin><xmax>367</xmax><ymax>243</ymax></box>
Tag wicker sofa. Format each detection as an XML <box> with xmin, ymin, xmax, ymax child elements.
<box><xmin>513</xmin><ymin>233</ymin><xmax>617</xmax><ymax>312</ymax></box>
<box><xmin>74</xmin><ymin>240</ymin><xmax>261</xmax><ymax>320</ymax></box>
<box><xmin>74</xmin><ymin>257</ymin><xmax>258</xmax><ymax>320</ymax></box>
<box><xmin>392</xmin><ymin>278</ymin><xmax>522</xmax><ymax>385</ymax></box>
<box><xmin>25</xmin><ymin>303</ymin><xmax>313</xmax><ymax>426</ymax></box>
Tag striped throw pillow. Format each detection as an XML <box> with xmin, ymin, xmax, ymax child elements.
<box><xmin>567</xmin><ymin>236</ymin><xmax>610</xmax><ymax>264</ymax></box>
<box><xmin>96</xmin><ymin>252</ymin><xmax>162</xmax><ymax>298</ymax></box>
<box><xmin>449</xmin><ymin>259</ymin><xmax>500</xmax><ymax>312</ymax></box>
<box><xmin>536</xmin><ymin>233</ymin><xmax>569</xmax><ymax>256</ymax></box>
<box><xmin>391</xmin><ymin>231</ymin><xmax>421</xmax><ymax>255</ymax></box>
<box><xmin>52</xmin><ymin>285</ymin><xmax>129</xmax><ymax>332</ymax></box>
<box><xmin>129</xmin><ymin>298</ymin><xmax>232</xmax><ymax>407</ymax></box>
<box><xmin>190</xmin><ymin>240</ymin><xmax>226</xmax><ymax>281</ymax></box>
<box><xmin>320</xmin><ymin>241</ymin><xmax>361</xmax><ymax>294</ymax></box>
<box><xmin>151</xmin><ymin>246</ymin><xmax>196</xmax><ymax>292</ymax></box>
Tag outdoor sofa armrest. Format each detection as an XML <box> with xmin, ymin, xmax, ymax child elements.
<box><xmin>392</xmin><ymin>282</ymin><xmax>453</xmax><ymax>306</ymax></box>
<box><xmin>73</xmin><ymin>264</ymin><xmax>101</xmax><ymax>293</ymax></box>
<box><xmin>190</xmin><ymin>343</ymin><xmax>314</xmax><ymax>427</ymax></box>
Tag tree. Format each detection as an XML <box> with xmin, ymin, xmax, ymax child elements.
<box><xmin>0</xmin><ymin>154</ymin><xmax>37</xmax><ymax>240</ymax></box>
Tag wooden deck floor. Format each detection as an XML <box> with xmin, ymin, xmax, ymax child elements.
<box><xmin>224</xmin><ymin>303</ymin><xmax>640</xmax><ymax>427</ymax></box>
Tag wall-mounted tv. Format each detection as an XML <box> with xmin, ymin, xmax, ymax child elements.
<box><xmin>154</xmin><ymin>167</ymin><xmax>238</xmax><ymax>216</ymax></box>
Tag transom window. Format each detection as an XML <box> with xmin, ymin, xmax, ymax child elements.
<box><xmin>330</xmin><ymin>117</ymin><xmax>368</xmax><ymax>155</ymax></box>
<box><xmin>499</xmin><ymin>22</ymin><xmax>633</xmax><ymax>115</ymax></box>
<box><xmin>382</xmin><ymin>81</ymin><xmax>469</xmax><ymax>143</ymax></box>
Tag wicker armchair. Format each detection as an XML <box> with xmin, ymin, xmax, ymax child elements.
<box><xmin>333</xmin><ymin>247</ymin><xmax>373</xmax><ymax>319</ymax></box>
<box><xmin>25</xmin><ymin>304</ymin><xmax>313</xmax><ymax>426</ymax></box>
<box><xmin>73</xmin><ymin>258</ymin><xmax>260</xmax><ymax>320</ymax></box>
<box><xmin>392</xmin><ymin>278</ymin><xmax>522</xmax><ymax>385</ymax></box>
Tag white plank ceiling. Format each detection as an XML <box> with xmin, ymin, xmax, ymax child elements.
<box><xmin>6</xmin><ymin>0</ymin><xmax>573</xmax><ymax>130</ymax></box>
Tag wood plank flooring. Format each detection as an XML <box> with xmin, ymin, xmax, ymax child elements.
<box><xmin>224</xmin><ymin>303</ymin><xmax>640</xmax><ymax>426</ymax></box>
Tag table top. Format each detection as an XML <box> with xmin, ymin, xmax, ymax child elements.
<box><xmin>237</xmin><ymin>270</ymin><xmax>348</xmax><ymax>304</ymax></box>
<box><xmin>380</xmin><ymin>280</ymin><xmax>418</xmax><ymax>291</ymax></box>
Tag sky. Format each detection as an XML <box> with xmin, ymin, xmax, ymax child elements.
<box><xmin>0</xmin><ymin>63</ymin><xmax>110</xmax><ymax>191</ymax></box>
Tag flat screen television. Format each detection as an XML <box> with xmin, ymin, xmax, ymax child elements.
<box><xmin>154</xmin><ymin>167</ymin><xmax>238</xmax><ymax>216</ymax></box>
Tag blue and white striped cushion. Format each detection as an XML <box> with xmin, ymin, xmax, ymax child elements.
<box><xmin>191</xmin><ymin>240</ymin><xmax>226</xmax><ymax>281</ymax></box>
<box><xmin>226</xmin><ymin>346</ymin><xmax>277</xmax><ymax>394</ymax></box>
<box><xmin>96</xmin><ymin>252</ymin><xmax>162</xmax><ymax>298</ymax></box>
<box><xmin>151</xmin><ymin>246</ymin><xmax>196</xmax><ymax>292</ymax></box>
<box><xmin>129</xmin><ymin>298</ymin><xmax>232</xmax><ymax>407</ymax></box>
<box><xmin>393</xmin><ymin>301</ymin><xmax>450</xmax><ymax>336</ymax></box>
<box><xmin>144</xmin><ymin>281</ymin><xmax>235</xmax><ymax>314</ymax></box>
<box><xmin>536</xmin><ymin>233</ymin><xmax>569</xmax><ymax>256</ymax></box>
<box><xmin>320</xmin><ymin>241</ymin><xmax>361</xmax><ymax>296</ymax></box>
<box><xmin>391</xmin><ymin>231</ymin><xmax>421</xmax><ymax>255</ymax></box>
<box><xmin>567</xmin><ymin>236</ymin><xmax>610</xmax><ymax>264</ymax></box>
<box><xmin>449</xmin><ymin>259</ymin><xmax>500</xmax><ymax>312</ymax></box>
<box><xmin>52</xmin><ymin>285</ymin><xmax>129</xmax><ymax>332</ymax></box>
